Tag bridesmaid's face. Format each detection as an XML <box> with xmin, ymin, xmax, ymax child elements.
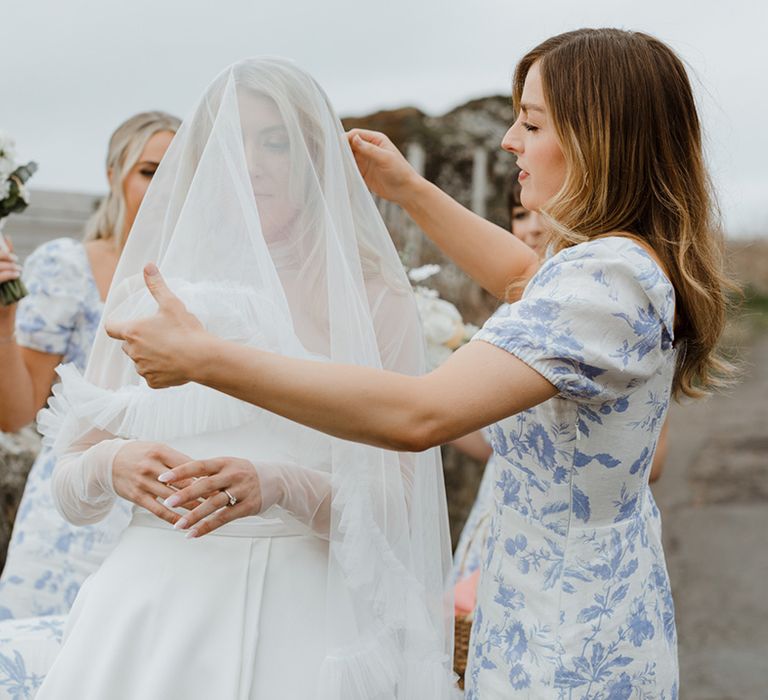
<box><xmin>501</xmin><ymin>61</ymin><xmax>566</xmax><ymax>213</ymax></box>
<box><xmin>511</xmin><ymin>206</ymin><xmax>546</xmax><ymax>256</ymax></box>
<box><xmin>240</xmin><ymin>93</ymin><xmax>299</xmax><ymax>242</ymax></box>
<box><xmin>118</xmin><ymin>130</ymin><xmax>175</xmax><ymax>245</ymax></box>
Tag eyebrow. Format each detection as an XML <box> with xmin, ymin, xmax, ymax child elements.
<box><xmin>520</xmin><ymin>103</ymin><xmax>545</xmax><ymax>114</ymax></box>
<box><xmin>259</xmin><ymin>125</ymin><xmax>287</xmax><ymax>136</ymax></box>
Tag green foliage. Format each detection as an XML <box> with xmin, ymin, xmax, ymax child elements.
<box><xmin>0</xmin><ymin>162</ymin><xmax>38</xmax><ymax>219</ymax></box>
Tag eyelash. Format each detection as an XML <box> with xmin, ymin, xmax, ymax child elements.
<box><xmin>139</xmin><ymin>169</ymin><xmax>156</xmax><ymax>178</ymax></box>
<box><xmin>523</xmin><ymin>122</ymin><xmax>538</xmax><ymax>133</ymax></box>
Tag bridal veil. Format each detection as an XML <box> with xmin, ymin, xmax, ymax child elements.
<box><xmin>40</xmin><ymin>58</ymin><xmax>457</xmax><ymax>698</ymax></box>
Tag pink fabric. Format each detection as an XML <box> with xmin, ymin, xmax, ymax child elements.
<box><xmin>454</xmin><ymin>569</ymin><xmax>480</xmax><ymax>616</ymax></box>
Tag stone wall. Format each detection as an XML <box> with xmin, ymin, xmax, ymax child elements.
<box><xmin>0</xmin><ymin>428</ymin><xmax>41</xmax><ymax>569</ymax></box>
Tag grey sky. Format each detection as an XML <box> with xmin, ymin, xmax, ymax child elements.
<box><xmin>2</xmin><ymin>0</ymin><xmax>766</xmax><ymax>236</ymax></box>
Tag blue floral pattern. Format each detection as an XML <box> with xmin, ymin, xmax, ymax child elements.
<box><xmin>466</xmin><ymin>238</ymin><xmax>678</xmax><ymax>698</ymax></box>
<box><xmin>0</xmin><ymin>238</ymin><xmax>132</xmax><ymax>622</ymax></box>
<box><xmin>0</xmin><ymin>616</ymin><xmax>65</xmax><ymax>700</ymax></box>
<box><xmin>452</xmin><ymin>432</ymin><xmax>495</xmax><ymax>584</ymax></box>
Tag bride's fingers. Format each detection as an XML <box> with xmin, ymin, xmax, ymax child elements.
<box><xmin>186</xmin><ymin>500</ymin><xmax>252</xmax><ymax>539</ymax></box>
<box><xmin>142</xmin><ymin>477</ymin><xmax>181</xmax><ymax>503</ymax></box>
<box><xmin>158</xmin><ymin>459</ymin><xmax>220</xmax><ymax>485</ymax></box>
<box><xmin>136</xmin><ymin>492</ymin><xmax>182</xmax><ymax>527</ymax></box>
<box><xmin>161</xmin><ymin>473</ymin><xmax>228</xmax><ymax>508</ymax></box>
<box><xmin>138</xmin><ymin>479</ymin><xmax>202</xmax><ymax>512</ymax></box>
<box><xmin>168</xmin><ymin>477</ymin><xmax>208</xmax><ymax>510</ymax></box>
<box><xmin>172</xmin><ymin>491</ymin><xmax>231</xmax><ymax>532</ymax></box>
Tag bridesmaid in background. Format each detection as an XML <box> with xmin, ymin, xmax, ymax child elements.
<box><xmin>0</xmin><ymin>111</ymin><xmax>180</xmax><ymax>620</ymax></box>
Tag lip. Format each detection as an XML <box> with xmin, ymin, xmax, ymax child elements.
<box><xmin>518</xmin><ymin>170</ymin><xmax>529</xmax><ymax>182</ymax></box>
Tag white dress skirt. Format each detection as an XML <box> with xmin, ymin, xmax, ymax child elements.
<box><xmin>35</xmin><ymin>426</ymin><xmax>330</xmax><ymax>700</ymax></box>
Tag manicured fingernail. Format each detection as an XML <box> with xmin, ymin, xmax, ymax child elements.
<box><xmin>174</xmin><ymin>517</ymin><xmax>188</xmax><ymax>530</ymax></box>
<box><xmin>163</xmin><ymin>494</ymin><xmax>180</xmax><ymax>508</ymax></box>
<box><xmin>186</xmin><ymin>528</ymin><xmax>199</xmax><ymax>539</ymax></box>
<box><xmin>158</xmin><ymin>472</ymin><xmax>173</xmax><ymax>483</ymax></box>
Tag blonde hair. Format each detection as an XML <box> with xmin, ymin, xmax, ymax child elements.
<box><xmin>512</xmin><ymin>28</ymin><xmax>737</xmax><ymax>399</ymax></box>
<box><xmin>84</xmin><ymin>111</ymin><xmax>180</xmax><ymax>249</ymax></box>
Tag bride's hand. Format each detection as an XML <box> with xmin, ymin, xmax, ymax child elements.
<box><xmin>157</xmin><ymin>457</ymin><xmax>278</xmax><ymax>538</ymax></box>
<box><xmin>112</xmin><ymin>441</ymin><xmax>204</xmax><ymax>526</ymax></box>
<box><xmin>346</xmin><ymin>128</ymin><xmax>424</xmax><ymax>207</ymax></box>
<box><xmin>105</xmin><ymin>263</ymin><xmax>210</xmax><ymax>388</ymax></box>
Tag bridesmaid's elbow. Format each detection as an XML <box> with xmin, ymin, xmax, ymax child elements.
<box><xmin>392</xmin><ymin>410</ymin><xmax>451</xmax><ymax>453</ymax></box>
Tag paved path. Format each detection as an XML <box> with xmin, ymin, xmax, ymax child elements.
<box><xmin>655</xmin><ymin>329</ymin><xmax>768</xmax><ymax>699</ymax></box>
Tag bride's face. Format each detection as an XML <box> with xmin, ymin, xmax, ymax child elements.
<box><xmin>239</xmin><ymin>92</ymin><xmax>300</xmax><ymax>242</ymax></box>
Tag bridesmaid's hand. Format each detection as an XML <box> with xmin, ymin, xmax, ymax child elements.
<box><xmin>112</xmin><ymin>441</ymin><xmax>206</xmax><ymax>526</ymax></box>
<box><xmin>346</xmin><ymin>128</ymin><xmax>424</xmax><ymax>207</ymax></box>
<box><xmin>0</xmin><ymin>237</ymin><xmax>22</xmax><ymax>322</ymax></box>
<box><xmin>105</xmin><ymin>263</ymin><xmax>210</xmax><ymax>388</ymax></box>
<box><xmin>157</xmin><ymin>457</ymin><xmax>274</xmax><ymax>538</ymax></box>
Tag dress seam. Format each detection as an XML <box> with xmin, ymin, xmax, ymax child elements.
<box><xmin>551</xmin><ymin>400</ymin><xmax>579</xmax><ymax>690</ymax></box>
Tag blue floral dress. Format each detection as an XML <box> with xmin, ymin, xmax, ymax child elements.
<box><xmin>0</xmin><ymin>238</ymin><xmax>132</xmax><ymax>621</ymax></box>
<box><xmin>466</xmin><ymin>237</ymin><xmax>678</xmax><ymax>699</ymax></box>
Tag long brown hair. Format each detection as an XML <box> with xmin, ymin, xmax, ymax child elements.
<box><xmin>513</xmin><ymin>28</ymin><xmax>736</xmax><ymax>399</ymax></box>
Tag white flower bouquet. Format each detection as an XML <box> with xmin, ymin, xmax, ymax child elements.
<box><xmin>408</xmin><ymin>264</ymin><xmax>479</xmax><ymax>370</ymax></box>
<box><xmin>0</xmin><ymin>130</ymin><xmax>37</xmax><ymax>306</ymax></box>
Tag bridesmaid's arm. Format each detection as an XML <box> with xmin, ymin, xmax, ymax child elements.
<box><xmin>347</xmin><ymin>129</ymin><xmax>539</xmax><ymax>300</ymax></box>
<box><xmin>190</xmin><ymin>335</ymin><xmax>555</xmax><ymax>452</ymax></box>
<box><xmin>107</xmin><ymin>265</ymin><xmax>556</xmax><ymax>452</ymax></box>
<box><xmin>397</xmin><ymin>176</ymin><xmax>539</xmax><ymax>299</ymax></box>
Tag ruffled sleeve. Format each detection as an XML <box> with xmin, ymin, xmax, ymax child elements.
<box><xmin>15</xmin><ymin>238</ymin><xmax>87</xmax><ymax>356</ymax></box>
<box><xmin>473</xmin><ymin>238</ymin><xmax>675</xmax><ymax>404</ymax></box>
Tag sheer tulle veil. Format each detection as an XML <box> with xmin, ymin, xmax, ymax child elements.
<box><xmin>41</xmin><ymin>58</ymin><xmax>457</xmax><ymax>697</ymax></box>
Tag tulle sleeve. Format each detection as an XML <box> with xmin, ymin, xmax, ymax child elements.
<box><xmin>50</xmin><ymin>432</ymin><xmax>129</xmax><ymax>526</ymax></box>
<box><xmin>36</xmin><ymin>365</ymin><xmax>132</xmax><ymax>527</ymax></box>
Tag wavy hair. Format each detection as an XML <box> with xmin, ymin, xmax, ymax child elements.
<box><xmin>513</xmin><ymin>28</ymin><xmax>737</xmax><ymax>398</ymax></box>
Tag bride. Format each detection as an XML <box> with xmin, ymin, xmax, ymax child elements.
<box><xmin>35</xmin><ymin>58</ymin><xmax>456</xmax><ymax>699</ymax></box>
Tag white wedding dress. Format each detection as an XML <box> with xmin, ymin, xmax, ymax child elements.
<box><xmin>38</xmin><ymin>423</ymin><xmax>329</xmax><ymax>699</ymax></box>
<box><xmin>34</xmin><ymin>58</ymin><xmax>456</xmax><ymax>700</ymax></box>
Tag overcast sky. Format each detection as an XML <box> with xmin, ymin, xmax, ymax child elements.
<box><xmin>2</xmin><ymin>0</ymin><xmax>766</xmax><ymax>236</ymax></box>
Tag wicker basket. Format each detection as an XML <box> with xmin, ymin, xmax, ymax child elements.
<box><xmin>454</xmin><ymin>613</ymin><xmax>473</xmax><ymax>689</ymax></box>
<box><xmin>452</xmin><ymin>512</ymin><xmax>489</xmax><ymax>689</ymax></box>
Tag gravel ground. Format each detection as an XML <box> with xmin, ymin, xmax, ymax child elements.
<box><xmin>654</xmin><ymin>325</ymin><xmax>768</xmax><ymax>699</ymax></box>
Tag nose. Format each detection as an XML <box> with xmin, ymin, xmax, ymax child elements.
<box><xmin>501</xmin><ymin>123</ymin><xmax>520</xmax><ymax>155</ymax></box>
<box><xmin>529</xmin><ymin>211</ymin><xmax>542</xmax><ymax>231</ymax></box>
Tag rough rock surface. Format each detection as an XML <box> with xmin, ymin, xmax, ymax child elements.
<box><xmin>0</xmin><ymin>427</ymin><xmax>40</xmax><ymax>569</ymax></box>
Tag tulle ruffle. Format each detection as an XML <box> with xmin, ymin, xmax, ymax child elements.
<box><xmin>37</xmin><ymin>363</ymin><xmax>261</xmax><ymax>454</ymax></box>
<box><xmin>319</xmin><ymin>457</ymin><xmax>459</xmax><ymax>699</ymax></box>
<box><xmin>317</xmin><ymin>626</ymin><xmax>460</xmax><ymax>700</ymax></box>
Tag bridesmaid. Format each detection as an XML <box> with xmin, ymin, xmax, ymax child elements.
<box><xmin>453</xmin><ymin>174</ymin><xmax>670</xmax><ymax>597</ymax></box>
<box><xmin>0</xmin><ymin>111</ymin><xmax>179</xmax><ymax>619</ymax></box>
<box><xmin>108</xmin><ymin>29</ymin><xmax>731</xmax><ymax>698</ymax></box>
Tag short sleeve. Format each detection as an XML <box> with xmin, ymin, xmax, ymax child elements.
<box><xmin>473</xmin><ymin>239</ymin><xmax>675</xmax><ymax>404</ymax></box>
<box><xmin>15</xmin><ymin>238</ymin><xmax>87</xmax><ymax>356</ymax></box>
